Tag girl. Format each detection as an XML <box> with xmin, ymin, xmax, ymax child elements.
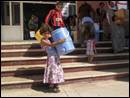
<box><xmin>85</xmin><ymin>33</ymin><xmax>97</xmax><ymax>63</ymax></box>
<box><xmin>38</xmin><ymin>23</ymin><xmax>65</xmax><ymax>92</ymax></box>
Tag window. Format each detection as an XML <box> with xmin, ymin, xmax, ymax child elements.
<box><xmin>12</xmin><ymin>2</ymin><xmax>20</xmax><ymax>25</ymax></box>
<box><xmin>39</xmin><ymin>1</ymin><xmax>75</xmax><ymax>3</ymax></box>
<box><xmin>62</xmin><ymin>3</ymin><xmax>76</xmax><ymax>18</ymax></box>
<box><xmin>69</xmin><ymin>5</ymin><xmax>76</xmax><ymax>16</ymax></box>
<box><xmin>1</xmin><ymin>2</ymin><xmax>10</xmax><ymax>25</ymax></box>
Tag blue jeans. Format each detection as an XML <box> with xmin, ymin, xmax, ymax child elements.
<box><xmin>95</xmin><ymin>33</ymin><xmax>100</xmax><ymax>42</ymax></box>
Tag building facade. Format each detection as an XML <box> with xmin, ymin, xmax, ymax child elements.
<box><xmin>1</xmin><ymin>1</ymin><xmax>128</xmax><ymax>42</ymax></box>
<box><xmin>1</xmin><ymin>1</ymin><xmax>76</xmax><ymax>41</ymax></box>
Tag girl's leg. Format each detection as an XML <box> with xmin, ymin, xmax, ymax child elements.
<box><xmin>46</xmin><ymin>83</ymin><xmax>50</xmax><ymax>88</ymax></box>
<box><xmin>48</xmin><ymin>84</ymin><xmax>54</xmax><ymax>88</ymax></box>
<box><xmin>89</xmin><ymin>55</ymin><xmax>94</xmax><ymax>63</ymax></box>
<box><xmin>88</xmin><ymin>56</ymin><xmax>91</xmax><ymax>63</ymax></box>
<box><xmin>54</xmin><ymin>84</ymin><xmax>59</xmax><ymax>88</ymax></box>
<box><xmin>47</xmin><ymin>83</ymin><xmax>60</xmax><ymax>92</ymax></box>
<box><xmin>53</xmin><ymin>84</ymin><xmax>60</xmax><ymax>92</ymax></box>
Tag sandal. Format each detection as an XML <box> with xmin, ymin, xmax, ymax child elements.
<box><xmin>53</xmin><ymin>87</ymin><xmax>60</xmax><ymax>93</ymax></box>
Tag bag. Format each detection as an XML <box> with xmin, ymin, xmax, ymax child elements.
<box><xmin>29</xmin><ymin>31</ymin><xmax>35</xmax><ymax>38</ymax></box>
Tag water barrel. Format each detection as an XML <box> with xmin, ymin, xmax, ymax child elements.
<box><xmin>51</xmin><ymin>27</ymin><xmax>75</xmax><ymax>55</ymax></box>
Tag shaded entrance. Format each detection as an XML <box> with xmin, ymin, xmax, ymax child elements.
<box><xmin>23</xmin><ymin>3</ymin><xmax>55</xmax><ymax>40</ymax></box>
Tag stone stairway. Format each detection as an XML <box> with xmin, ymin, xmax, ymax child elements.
<box><xmin>1</xmin><ymin>41</ymin><xmax>129</xmax><ymax>89</ymax></box>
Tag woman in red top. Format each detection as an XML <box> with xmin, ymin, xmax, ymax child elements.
<box><xmin>45</xmin><ymin>1</ymin><xmax>65</xmax><ymax>31</ymax></box>
<box><xmin>44</xmin><ymin>1</ymin><xmax>65</xmax><ymax>42</ymax></box>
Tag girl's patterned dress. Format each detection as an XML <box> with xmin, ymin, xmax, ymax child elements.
<box><xmin>41</xmin><ymin>39</ymin><xmax>64</xmax><ymax>84</ymax></box>
<box><xmin>86</xmin><ymin>39</ymin><xmax>96</xmax><ymax>56</ymax></box>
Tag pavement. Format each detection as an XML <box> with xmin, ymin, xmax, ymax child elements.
<box><xmin>1</xmin><ymin>78</ymin><xmax>129</xmax><ymax>97</ymax></box>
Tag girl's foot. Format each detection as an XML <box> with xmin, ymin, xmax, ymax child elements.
<box><xmin>47</xmin><ymin>84</ymin><xmax>60</xmax><ymax>93</ymax></box>
<box><xmin>53</xmin><ymin>87</ymin><xmax>60</xmax><ymax>93</ymax></box>
<box><xmin>48</xmin><ymin>84</ymin><xmax>54</xmax><ymax>89</ymax></box>
<box><xmin>53</xmin><ymin>84</ymin><xmax>60</xmax><ymax>93</ymax></box>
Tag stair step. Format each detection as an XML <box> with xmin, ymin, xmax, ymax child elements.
<box><xmin>1</xmin><ymin>40</ymin><xmax>38</xmax><ymax>45</ymax></box>
<box><xmin>1</xmin><ymin>60</ymin><xmax>129</xmax><ymax>77</ymax></box>
<box><xmin>1</xmin><ymin>41</ymin><xmax>112</xmax><ymax>45</ymax></box>
<box><xmin>2</xmin><ymin>60</ymin><xmax>129</xmax><ymax>71</ymax></box>
<box><xmin>1</xmin><ymin>41</ymin><xmax>129</xmax><ymax>90</ymax></box>
<box><xmin>2</xmin><ymin>53</ymin><xmax>129</xmax><ymax>61</ymax></box>
<box><xmin>1</xmin><ymin>67</ymin><xmax>129</xmax><ymax>89</ymax></box>
<box><xmin>1</xmin><ymin>41</ymin><xmax>112</xmax><ymax>50</ymax></box>
<box><xmin>1</xmin><ymin>53</ymin><xmax>129</xmax><ymax>66</ymax></box>
<box><xmin>1</xmin><ymin>47</ymin><xmax>129</xmax><ymax>57</ymax></box>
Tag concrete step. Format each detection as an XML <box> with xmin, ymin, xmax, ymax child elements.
<box><xmin>1</xmin><ymin>47</ymin><xmax>129</xmax><ymax>57</ymax></box>
<box><xmin>1</xmin><ymin>41</ymin><xmax>112</xmax><ymax>50</ymax></box>
<box><xmin>1</xmin><ymin>53</ymin><xmax>129</xmax><ymax>66</ymax></box>
<box><xmin>1</xmin><ymin>67</ymin><xmax>129</xmax><ymax>89</ymax></box>
<box><xmin>1</xmin><ymin>60</ymin><xmax>129</xmax><ymax>77</ymax></box>
<box><xmin>1</xmin><ymin>78</ymin><xmax>129</xmax><ymax>97</ymax></box>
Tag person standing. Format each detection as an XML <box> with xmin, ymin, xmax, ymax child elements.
<box><xmin>45</xmin><ymin>1</ymin><xmax>65</xmax><ymax>31</ymax></box>
<box><xmin>107</xmin><ymin>1</ymin><xmax>125</xmax><ymax>53</ymax></box>
<box><xmin>36</xmin><ymin>23</ymin><xmax>65</xmax><ymax>92</ymax></box>
<box><xmin>93</xmin><ymin>19</ymin><xmax>100</xmax><ymax>42</ymax></box>
<box><xmin>42</xmin><ymin>1</ymin><xmax>66</xmax><ymax>92</ymax></box>
<box><xmin>28</xmin><ymin>15</ymin><xmax>38</xmax><ymax>39</ymax></box>
<box><xmin>78</xmin><ymin>2</ymin><xmax>95</xmax><ymax>47</ymax></box>
<box><xmin>44</xmin><ymin>1</ymin><xmax>65</xmax><ymax>43</ymax></box>
<box><xmin>65</xmin><ymin>16</ymin><xmax>73</xmax><ymax>38</ymax></box>
<box><xmin>85</xmin><ymin>33</ymin><xmax>96</xmax><ymax>63</ymax></box>
<box><xmin>96</xmin><ymin>2</ymin><xmax>106</xmax><ymax>41</ymax></box>
<box><xmin>116</xmin><ymin>1</ymin><xmax>129</xmax><ymax>47</ymax></box>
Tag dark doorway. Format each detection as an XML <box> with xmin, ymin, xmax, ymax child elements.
<box><xmin>23</xmin><ymin>3</ymin><xmax>55</xmax><ymax>40</ymax></box>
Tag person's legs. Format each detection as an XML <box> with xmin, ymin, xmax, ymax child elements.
<box><xmin>46</xmin><ymin>84</ymin><xmax>60</xmax><ymax>93</ymax></box>
<box><xmin>80</xmin><ymin>24</ymin><xmax>86</xmax><ymax>47</ymax></box>
<box><xmin>81</xmin><ymin>23</ymin><xmax>91</xmax><ymax>47</ymax></box>
<box><xmin>88</xmin><ymin>55</ymin><xmax>94</xmax><ymax>63</ymax></box>
<box><xmin>54</xmin><ymin>84</ymin><xmax>59</xmax><ymax>88</ymax></box>
<box><xmin>89</xmin><ymin>55</ymin><xmax>94</xmax><ymax>63</ymax></box>
<box><xmin>88</xmin><ymin>56</ymin><xmax>91</xmax><ymax>63</ymax></box>
<box><xmin>95</xmin><ymin>33</ymin><xmax>100</xmax><ymax>42</ymax></box>
<box><xmin>54</xmin><ymin>84</ymin><xmax>60</xmax><ymax>92</ymax></box>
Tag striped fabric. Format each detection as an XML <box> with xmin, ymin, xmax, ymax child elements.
<box><xmin>45</xmin><ymin>9</ymin><xmax>65</xmax><ymax>28</ymax></box>
<box><xmin>86</xmin><ymin>39</ymin><xmax>96</xmax><ymax>56</ymax></box>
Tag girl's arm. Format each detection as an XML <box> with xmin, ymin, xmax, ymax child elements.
<box><xmin>52</xmin><ymin>38</ymin><xmax>66</xmax><ymax>47</ymax></box>
<box><xmin>40</xmin><ymin>38</ymin><xmax>65</xmax><ymax>47</ymax></box>
<box><xmin>40</xmin><ymin>38</ymin><xmax>52</xmax><ymax>46</ymax></box>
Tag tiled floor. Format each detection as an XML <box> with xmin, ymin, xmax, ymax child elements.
<box><xmin>1</xmin><ymin>78</ymin><xmax>129</xmax><ymax>97</ymax></box>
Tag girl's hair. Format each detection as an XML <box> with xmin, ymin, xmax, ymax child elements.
<box><xmin>56</xmin><ymin>1</ymin><xmax>63</xmax><ymax>6</ymax></box>
<box><xmin>40</xmin><ymin>23</ymin><xmax>52</xmax><ymax>34</ymax></box>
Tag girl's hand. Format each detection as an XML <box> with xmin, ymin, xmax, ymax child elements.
<box><xmin>57</xmin><ymin>38</ymin><xmax>66</xmax><ymax>44</ymax></box>
<box><xmin>51</xmin><ymin>38</ymin><xmax>66</xmax><ymax>47</ymax></box>
<box><xmin>40</xmin><ymin>38</ymin><xmax>52</xmax><ymax>46</ymax></box>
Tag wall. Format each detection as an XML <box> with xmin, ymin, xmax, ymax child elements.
<box><xmin>1</xmin><ymin>26</ymin><xmax>23</xmax><ymax>41</ymax></box>
<box><xmin>77</xmin><ymin>1</ymin><xmax>108</xmax><ymax>12</ymax></box>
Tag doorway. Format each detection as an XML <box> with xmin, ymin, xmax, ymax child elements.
<box><xmin>23</xmin><ymin>3</ymin><xmax>55</xmax><ymax>40</ymax></box>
